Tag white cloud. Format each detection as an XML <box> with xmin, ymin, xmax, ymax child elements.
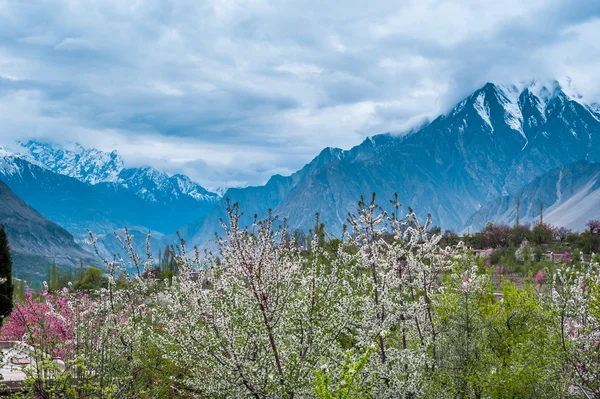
<box><xmin>0</xmin><ymin>0</ymin><xmax>599</xmax><ymax>187</ymax></box>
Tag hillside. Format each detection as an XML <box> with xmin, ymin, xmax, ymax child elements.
<box><xmin>464</xmin><ymin>161</ymin><xmax>600</xmax><ymax>232</ymax></box>
<box><xmin>0</xmin><ymin>178</ymin><xmax>95</xmax><ymax>279</ymax></box>
<box><xmin>185</xmin><ymin>80</ymin><xmax>600</xmax><ymax>246</ymax></box>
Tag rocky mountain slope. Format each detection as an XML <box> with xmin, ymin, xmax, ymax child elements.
<box><xmin>464</xmin><ymin>161</ymin><xmax>600</xmax><ymax>232</ymax></box>
<box><xmin>185</xmin><ymin>80</ymin><xmax>600</xmax><ymax>246</ymax></box>
<box><xmin>0</xmin><ymin>178</ymin><xmax>95</xmax><ymax>278</ymax></box>
<box><xmin>17</xmin><ymin>140</ymin><xmax>220</xmax><ymax>203</ymax></box>
<box><xmin>0</xmin><ymin>147</ymin><xmax>218</xmax><ymax>236</ymax></box>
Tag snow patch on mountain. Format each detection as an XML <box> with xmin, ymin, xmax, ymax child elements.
<box><xmin>586</xmin><ymin>103</ymin><xmax>600</xmax><ymax>122</ymax></box>
<box><xmin>0</xmin><ymin>146</ymin><xmax>11</xmax><ymax>157</ymax></box>
<box><xmin>212</xmin><ymin>187</ymin><xmax>229</xmax><ymax>198</ymax></box>
<box><xmin>544</xmin><ymin>174</ymin><xmax>600</xmax><ymax>229</ymax></box>
<box><xmin>17</xmin><ymin>140</ymin><xmax>124</xmax><ymax>184</ymax></box>
<box><xmin>554</xmin><ymin>168</ymin><xmax>563</xmax><ymax>206</ymax></box>
<box><xmin>497</xmin><ymin>84</ymin><xmax>527</xmax><ymax>145</ymax></box>
<box><xmin>473</xmin><ymin>92</ymin><xmax>493</xmax><ymax>132</ymax></box>
<box><xmin>11</xmin><ymin>140</ymin><xmax>219</xmax><ymax>204</ymax></box>
<box><xmin>0</xmin><ymin>155</ymin><xmax>21</xmax><ymax>176</ymax></box>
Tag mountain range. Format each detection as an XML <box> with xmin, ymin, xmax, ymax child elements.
<box><xmin>0</xmin><ymin>143</ymin><xmax>220</xmax><ymax>237</ymax></box>
<box><xmin>2</xmin><ymin>78</ymin><xmax>600</xmax><ymax>270</ymax></box>
<box><xmin>0</xmin><ymin>142</ymin><xmax>222</xmax><ymax>262</ymax></box>
<box><xmin>0</xmin><ymin>178</ymin><xmax>94</xmax><ymax>280</ymax></box>
<box><xmin>17</xmin><ymin>140</ymin><xmax>219</xmax><ymax>203</ymax></box>
<box><xmin>183</xmin><ymin>79</ymin><xmax>600</xmax><ymax>246</ymax></box>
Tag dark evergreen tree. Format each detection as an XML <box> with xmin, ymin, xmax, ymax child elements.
<box><xmin>168</xmin><ymin>248</ymin><xmax>178</xmax><ymax>273</ymax></box>
<box><xmin>0</xmin><ymin>225</ymin><xmax>14</xmax><ymax>323</ymax></box>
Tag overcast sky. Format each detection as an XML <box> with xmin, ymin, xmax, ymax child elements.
<box><xmin>1</xmin><ymin>0</ymin><xmax>599</xmax><ymax>189</ymax></box>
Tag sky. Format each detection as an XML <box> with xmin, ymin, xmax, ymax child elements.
<box><xmin>1</xmin><ymin>0</ymin><xmax>600</xmax><ymax>190</ymax></box>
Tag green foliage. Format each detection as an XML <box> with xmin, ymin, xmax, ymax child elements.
<box><xmin>509</xmin><ymin>225</ymin><xmax>531</xmax><ymax>247</ymax></box>
<box><xmin>575</xmin><ymin>231</ymin><xmax>600</xmax><ymax>254</ymax></box>
<box><xmin>74</xmin><ymin>267</ymin><xmax>106</xmax><ymax>291</ymax></box>
<box><xmin>431</xmin><ymin>266</ymin><xmax>565</xmax><ymax>398</ymax></box>
<box><xmin>475</xmin><ymin>282</ymin><xmax>563</xmax><ymax>397</ymax></box>
<box><xmin>160</xmin><ymin>245</ymin><xmax>178</xmax><ymax>273</ymax></box>
<box><xmin>531</xmin><ymin>224</ymin><xmax>554</xmax><ymax>245</ymax></box>
<box><xmin>50</xmin><ymin>260</ymin><xmax>59</xmax><ymax>291</ymax></box>
<box><xmin>315</xmin><ymin>346</ymin><xmax>375</xmax><ymax>399</ymax></box>
<box><xmin>0</xmin><ymin>224</ymin><xmax>14</xmax><ymax>324</ymax></box>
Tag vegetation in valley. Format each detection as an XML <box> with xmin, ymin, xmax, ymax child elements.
<box><xmin>0</xmin><ymin>196</ymin><xmax>599</xmax><ymax>398</ymax></box>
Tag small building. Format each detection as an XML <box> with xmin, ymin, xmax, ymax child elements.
<box><xmin>0</xmin><ymin>341</ymin><xmax>66</xmax><ymax>394</ymax></box>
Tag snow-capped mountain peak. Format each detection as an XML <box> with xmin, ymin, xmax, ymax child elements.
<box><xmin>0</xmin><ymin>146</ymin><xmax>14</xmax><ymax>158</ymax></box>
<box><xmin>10</xmin><ymin>140</ymin><xmax>219</xmax><ymax>204</ymax></box>
<box><xmin>17</xmin><ymin>139</ymin><xmax>125</xmax><ymax>184</ymax></box>
<box><xmin>213</xmin><ymin>187</ymin><xmax>229</xmax><ymax>198</ymax></box>
<box><xmin>448</xmin><ymin>78</ymin><xmax>598</xmax><ymax>151</ymax></box>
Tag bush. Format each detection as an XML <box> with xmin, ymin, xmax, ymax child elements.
<box><xmin>0</xmin><ymin>197</ymin><xmax>596</xmax><ymax>398</ymax></box>
<box><xmin>531</xmin><ymin>224</ymin><xmax>555</xmax><ymax>245</ymax></box>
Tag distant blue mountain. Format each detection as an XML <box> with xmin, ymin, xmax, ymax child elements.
<box><xmin>3</xmin><ymin>79</ymin><xmax>600</xmax><ymax>252</ymax></box>
<box><xmin>0</xmin><ymin>177</ymin><xmax>95</xmax><ymax>279</ymax></box>
<box><xmin>183</xmin><ymin>80</ymin><xmax>600</xmax><ymax>246</ymax></box>
<box><xmin>0</xmin><ymin>143</ymin><xmax>220</xmax><ymax>258</ymax></box>
<box><xmin>17</xmin><ymin>140</ymin><xmax>220</xmax><ymax>204</ymax></box>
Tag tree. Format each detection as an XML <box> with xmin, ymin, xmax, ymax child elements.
<box><xmin>442</xmin><ymin>229</ymin><xmax>460</xmax><ymax>246</ymax></box>
<box><xmin>509</xmin><ymin>225</ymin><xmax>531</xmax><ymax>247</ymax></box>
<box><xmin>554</xmin><ymin>226</ymin><xmax>571</xmax><ymax>242</ymax></box>
<box><xmin>480</xmin><ymin>222</ymin><xmax>511</xmax><ymax>248</ymax></box>
<box><xmin>50</xmin><ymin>260</ymin><xmax>59</xmax><ymax>291</ymax></box>
<box><xmin>76</xmin><ymin>267</ymin><xmax>105</xmax><ymax>290</ymax></box>
<box><xmin>78</xmin><ymin>257</ymin><xmax>85</xmax><ymax>281</ymax></box>
<box><xmin>161</xmin><ymin>244</ymin><xmax>171</xmax><ymax>271</ymax></box>
<box><xmin>0</xmin><ymin>225</ymin><xmax>14</xmax><ymax>323</ymax></box>
<box><xmin>18</xmin><ymin>279</ymin><xmax>25</xmax><ymax>301</ymax></box>
<box><xmin>586</xmin><ymin>219</ymin><xmax>600</xmax><ymax>235</ymax></box>
<box><xmin>531</xmin><ymin>223</ymin><xmax>554</xmax><ymax>245</ymax></box>
<box><xmin>552</xmin><ymin>259</ymin><xmax>600</xmax><ymax>397</ymax></box>
<box><xmin>516</xmin><ymin>196</ymin><xmax>521</xmax><ymax>227</ymax></box>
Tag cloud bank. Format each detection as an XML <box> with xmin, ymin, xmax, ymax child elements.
<box><xmin>0</xmin><ymin>0</ymin><xmax>599</xmax><ymax>189</ymax></box>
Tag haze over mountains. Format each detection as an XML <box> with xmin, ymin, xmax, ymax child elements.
<box><xmin>1</xmin><ymin>79</ymin><xmax>600</xmax><ymax>271</ymax></box>
<box><xmin>0</xmin><ymin>178</ymin><xmax>94</xmax><ymax>279</ymax></box>
<box><xmin>0</xmin><ymin>142</ymin><xmax>220</xmax><ymax>235</ymax></box>
<box><xmin>0</xmin><ymin>142</ymin><xmax>222</xmax><ymax>261</ymax></box>
<box><xmin>465</xmin><ymin>161</ymin><xmax>600</xmax><ymax>232</ymax></box>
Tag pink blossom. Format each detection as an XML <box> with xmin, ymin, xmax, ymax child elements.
<box><xmin>0</xmin><ymin>291</ymin><xmax>96</xmax><ymax>360</ymax></box>
<box><xmin>534</xmin><ymin>270</ymin><xmax>546</xmax><ymax>286</ymax></box>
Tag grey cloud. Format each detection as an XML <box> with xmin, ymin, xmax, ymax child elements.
<box><xmin>0</xmin><ymin>0</ymin><xmax>599</xmax><ymax>187</ymax></box>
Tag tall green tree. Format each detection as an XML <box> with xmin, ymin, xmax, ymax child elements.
<box><xmin>161</xmin><ymin>245</ymin><xmax>170</xmax><ymax>270</ymax></box>
<box><xmin>50</xmin><ymin>260</ymin><xmax>59</xmax><ymax>291</ymax></box>
<box><xmin>0</xmin><ymin>225</ymin><xmax>14</xmax><ymax>323</ymax></box>
<box><xmin>18</xmin><ymin>279</ymin><xmax>25</xmax><ymax>301</ymax></box>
